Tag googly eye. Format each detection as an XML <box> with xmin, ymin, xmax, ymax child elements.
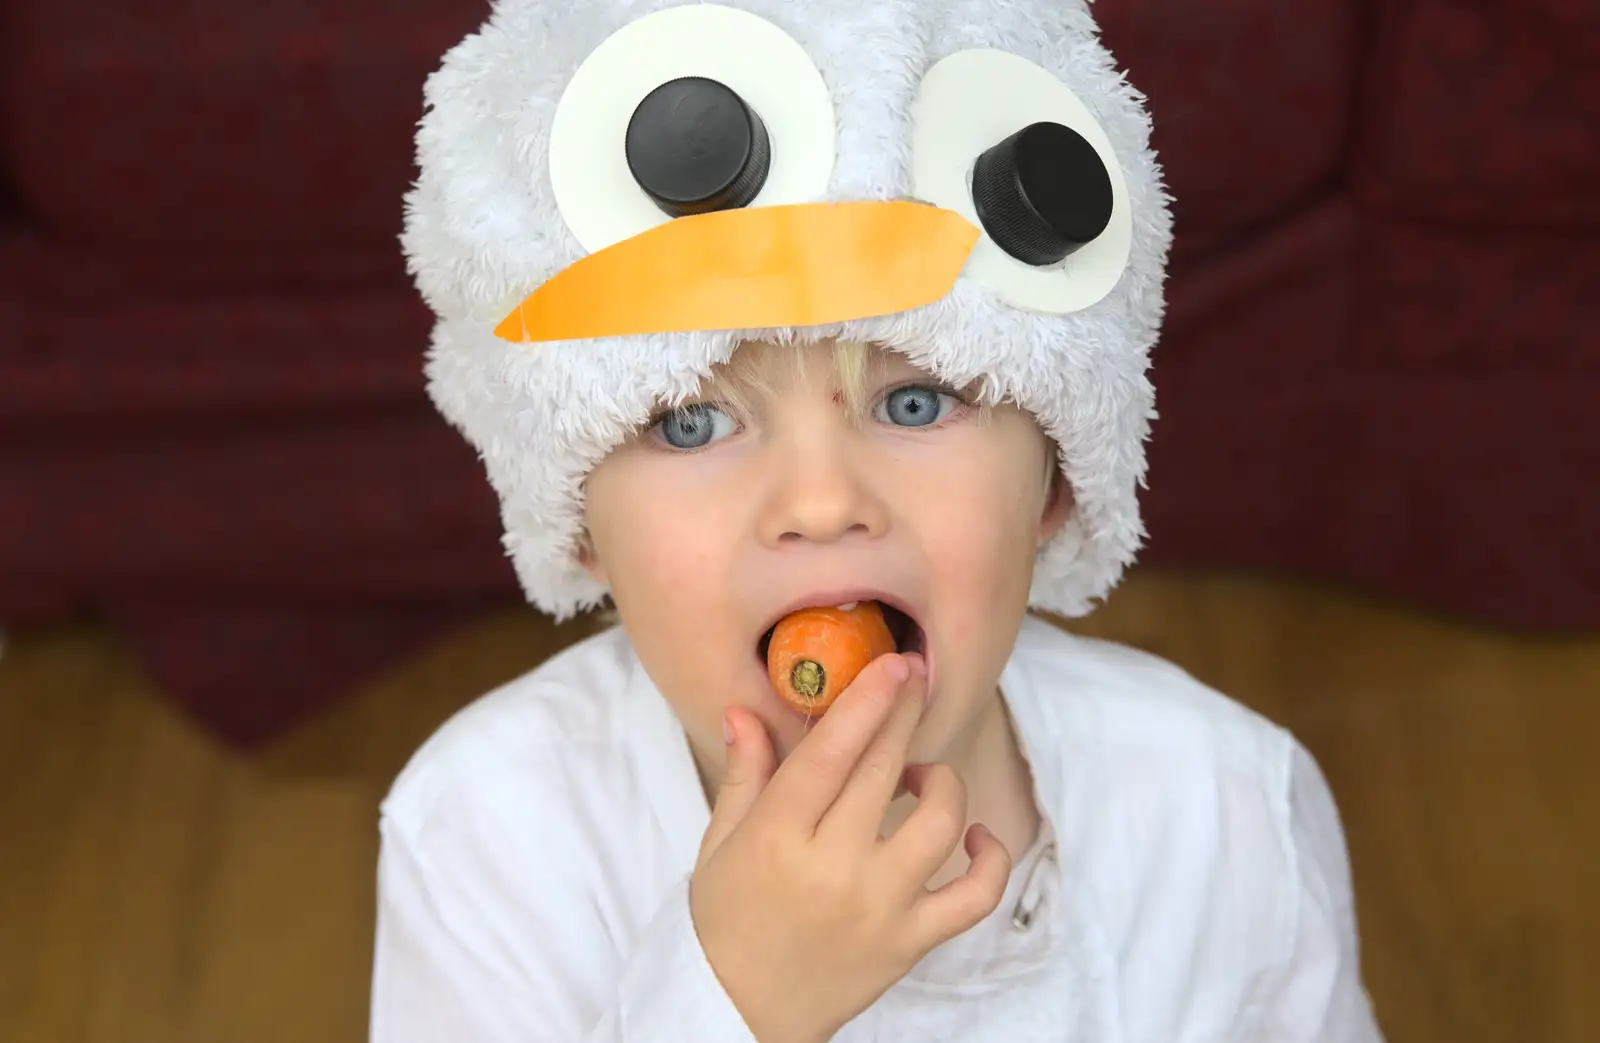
<box><xmin>549</xmin><ymin>4</ymin><xmax>836</xmax><ymax>254</ymax></box>
<box><xmin>910</xmin><ymin>49</ymin><xmax>1133</xmax><ymax>314</ymax></box>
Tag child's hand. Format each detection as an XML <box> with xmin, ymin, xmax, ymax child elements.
<box><xmin>689</xmin><ymin>653</ymin><xmax>1012</xmax><ymax>1043</ymax></box>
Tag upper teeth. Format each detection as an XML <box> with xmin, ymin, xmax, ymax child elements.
<box><xmin>837</xmin><ymin>602</ymin><xmax>858</xmax><ymax>611</ymax></box>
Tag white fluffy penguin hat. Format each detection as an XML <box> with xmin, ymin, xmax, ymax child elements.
<box><xmin>403</xmin><ymin>0</ymin><xmax>1173</xmax><ymax>622</ymax></box>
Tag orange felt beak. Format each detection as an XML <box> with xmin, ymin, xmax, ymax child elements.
<box><xmin>493</xmin><ymin>200</ymin><xmax>981</xmax><ymax>343</ymax></box>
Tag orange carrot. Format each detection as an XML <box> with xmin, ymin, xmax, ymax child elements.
<box><xmin>766</xmin><ymin>601</ymin><xmax>896</xmax><ymax>717</ymax></box>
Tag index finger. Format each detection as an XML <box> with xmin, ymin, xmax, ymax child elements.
<box><xmin>758</xmin><ymin>653</ymin><xmax>914</xmax><ymax>831</ymax></box>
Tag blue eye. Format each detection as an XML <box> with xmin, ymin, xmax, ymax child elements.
<box><xmin>877</xmin><ymin>385</ymin><xmax>957</xmax><ymax>428</ymax></box>
<box><xmin>655</xmin><ymin>403</ymin><xmax>737</xmax><ymax>449</ymax></box>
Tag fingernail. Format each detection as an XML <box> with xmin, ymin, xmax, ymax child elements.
<box><xmin>883</xmin><ymin>655</ymin><xmax>911</xmax><ymax>684</ymax></box>
<box><xmin>903</xmin><ymin>651</ymin><xmax>926</xmax><ymax>679</ymax></box>
<box><xmin>723</xmin><ymin>712</ymin><xmax>735</xmax><ymax>745</ymax></box>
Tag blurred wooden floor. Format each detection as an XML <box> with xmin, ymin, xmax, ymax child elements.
<box><xmin>1</xmin><ymin>570</ymin><xmax>1596</xmax><ymax>1043</ymax></box>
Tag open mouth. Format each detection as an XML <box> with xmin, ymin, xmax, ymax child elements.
<box><xmin>756</xmin><ymin>600</ymin><xmax>926</xmax><ymax>664</ymax></box>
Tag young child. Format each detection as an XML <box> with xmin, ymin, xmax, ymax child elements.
<box><xmin>374</xmin><ymin>1</ymin><xmax>1385</xmax><ymax>1040</ymax></box>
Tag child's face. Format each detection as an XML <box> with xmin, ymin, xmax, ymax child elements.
<box><xmin>580</xmin><ymin>340</ymin><xmax>1070</xmax><ymax>776</ymax></box>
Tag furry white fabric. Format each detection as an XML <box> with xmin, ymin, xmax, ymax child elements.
<box><xmin>403</xmin><ymin>0</ymin><xmax>1174</xmax><ymax>621</ymax></box>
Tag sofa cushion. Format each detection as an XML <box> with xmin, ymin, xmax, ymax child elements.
<box><xmin>1098</xmin><ymin>0</ymin><xmax>1361</xmax><ymax>261</ymax></box>
<box><xmin>1352</xmin><ymin>0</ymin><xmax>1600</xmax><ymax>224</ymax></box>
<box><xmin>0</xmin><ymin>224</ymin><xmax>410</xmax><ymax>301</ymax></box>
<box><xmin>2</xmin><ymin>0</ymin><xmax>488</xmax><ymax>255</ymax></box>
<box><xmin>1353</xmin><ymin>217</ymin><xmax>1600</xmax><ymax>368</ymax></box>
<box><xmin>1160</xmin><ymin>201</ymin><xmax>1353</xmax><ymax>379</ymax></box>
<box><xmin>1143</xmin><ymin>364</ymin><xmax>1600</xmax><ymax>632</ymax></box>
<box><xmin>0</xmin><ymin>392</ymin><xmax>506</xmax><ymax>595</ymax></box>
<box><xmin>0</xmin><ymin>277</ymin><xmax>437</xmax><ymax>422</ymax></box>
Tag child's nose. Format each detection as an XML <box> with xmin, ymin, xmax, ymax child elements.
<box><xmin>754</xmin><ymin>440</ymin><xmax>890</xmax><ymax>547</ymax></box>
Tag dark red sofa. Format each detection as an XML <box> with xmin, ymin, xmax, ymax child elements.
<box><xmin>3</xmin><ymin>0</ymin><xmax>1595</xmax><ymax>745</ymax></box>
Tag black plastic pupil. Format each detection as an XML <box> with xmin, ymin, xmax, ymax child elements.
<box><xmin>625</xmin><ymin>76</ymin><xmax>771</xmax><ymax>217</ymax></box>
<box><xmin>971</xmin><ymin>121</ymin><xmax>1113</xmax><ymax>267</ymax></box>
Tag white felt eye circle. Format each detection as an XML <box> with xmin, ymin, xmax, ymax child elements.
<box><xmin>549</xmin><ymin>4</ymin><xmax>836</xmax><ymax>254</ymax></box>
<box><xmin>911</xmin><ymin>49</ymin><xmax>1134</xmax><ymax>314</ymax></box>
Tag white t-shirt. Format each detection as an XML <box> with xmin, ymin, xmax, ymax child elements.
<box><xmin>370</xmin><ymin>614</ymin><xmax>1385</xmax><ymax>1041</ymax></box>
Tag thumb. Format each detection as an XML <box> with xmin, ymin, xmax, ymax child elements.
<box><xmin>699</xmin><ymin>705</ymin><xmax>777</xmax><ymax>858</ymax></box>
